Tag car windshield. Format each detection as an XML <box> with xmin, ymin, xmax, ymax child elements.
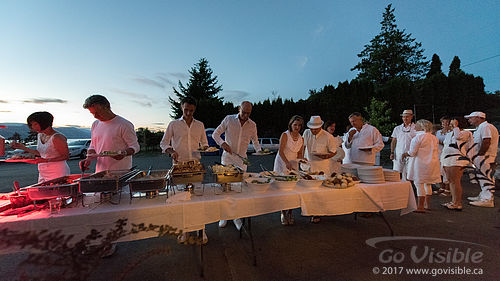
<box><xmin>68</xmin><ymin>140</ymin><xmax>87</xmax><ymax>146</ymax></box>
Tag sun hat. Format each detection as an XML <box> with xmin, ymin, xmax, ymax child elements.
<box><xmin>464</xmin><ymin>111</ymin><xmax>486</xmax><ymax>119</ymax></box>
<box><xmin>400</xmin><ymin>109</ymin><xmax>413</xmax><ymax>116</ymax></box>
<box><xmin>307</xmin><ymin>116</ymin><xmax>324</xmax><ymax>129</ymax></box>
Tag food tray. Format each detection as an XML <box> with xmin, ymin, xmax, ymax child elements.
<box><xmin>127</xmin><ymin>170</ymin><xmax>168</xmax><ymax>192</ymax></box>
<box><xmin>79</xmin><ymin>169</ymin><xmax>138</xmax><ymax>193</ymax></box>
<box><xmin>26</xmin><ymin>174</ymin><xmax>84</xmax><ymax>200</ymax></box>
<box><xmin>213</xmin><ymin>172</ymin><xmax>243</xmax><ymax>183</ymax></box>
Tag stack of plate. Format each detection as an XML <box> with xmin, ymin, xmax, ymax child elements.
<box><xmin>356</xmin><ymin>166</ymin><xmax>385</xmax><ymax>184</ymax></box>
<box><xmin>340</xmin><ymin>163</ymin><xmax>361</xmax><ymax>177</ymax></box>
<box><xmin>383</xmin><ymin>169</ymin><xmax>401</xmax><ymax>182</ymax></box>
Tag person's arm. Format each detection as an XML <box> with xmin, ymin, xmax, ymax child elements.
<box><xmin>160</xmin><ymin>123</ymin><xmax>179</xmax><ymax>161</ymax></box>
<box><xmin>278</xmin><ymin>133</ymin><xmax>293</xmax><ymax>169</ymax></box>
<box><xmin>45</xmin><ymin>134</ymin><xmax>69</xmax><ymax>162</ymax></box>
<box><xmin>251</xmin><ymin>124</ymin><xmax>262</xmax><ymax>152</ymax></box>
<box><xmin>390</xmin><ymin>138</ymin><xmax>397</xmax><ymax>160</ymax></box>
<box><xmin>478</xmin><ymin>138</ymin><xmax>491</xmax><ymax>156</ymax></box>
<box><xmin>403</xmin><ymin>135</ymin><xmax>421</xmax><ymax>158</ymax></box>
<box><xmin>319</xmin><ymin>134</ymin><xmax>337</xmax><ymax>159</ymax></box>
<box><xmin>10</xmin><ymin>142</ymin><xmax>41</xmax><ymax>156</ymax></box>
<box><xmin>113</xmin><ymin>122</ymin><xmax>140</xmax><ymax>160</ymax></box>
<box><xmin>372</xmin><ymin>129</ymin><xmax>385</xmax><ymax>153</ymax></box>
<box><xmin>212</xmin><ymin>117</ymin><xmax>232</xmax><ymax>153</ymax></box>
<box><xmin>199</xmin><ymin>122</ymin><xmax>209</xmax><ymax>149</ymax></box>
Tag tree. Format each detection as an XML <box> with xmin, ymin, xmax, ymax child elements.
<box><xmin>351</xmin><ymin>4</ymin><xmax>429</xmax><ymax>85</ymax></box>
<box><xmin>449</xmin><ymin>56</ymin><xmax>463</xmax><ymax>76</ymax></box>
<box><xmin>364</xmin><ymin>97</ymin><xmax>397</xmax><ymax>136</ymax></box>
<box><xmin>426</xmin><ymin>54</ymin><xmax>443</xmax><ymax>78</ymax></box>
<box><xmin>25</xmin><ymin>131</ymin><xmax>37</xmax><ymax>143</ymax></box>
<box><xmin>168</xmin><ymin>58</ymin><xmax>225</xmax><ymax>127</ymax></box>
<box><xmin>10</xmin><ymin>132</ymin><xmax>21</xmax><ymax>141</ymax></box>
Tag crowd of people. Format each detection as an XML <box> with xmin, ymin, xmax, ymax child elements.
<box><xmin>8</xmin><ymin>95</ymin><xmax>498</xmax><ymax>245</ymax></box>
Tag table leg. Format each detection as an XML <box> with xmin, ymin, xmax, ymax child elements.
<box><xmin>238</xmin><ymin>218</ymin><xmax>257</xmax><ymax>266</ymax></box>
<box><xmin>378</xmin><ymin>212</ymin><xmax>394</xmax><ymax>236</ymax></box>
<box><xmin>198</xmin><ymin>229</ymin><xmax>204</xmax><ymax>277</ymax></box>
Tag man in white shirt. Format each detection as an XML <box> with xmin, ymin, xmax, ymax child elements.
<box><xmin>212</xmin><ymin>101</ymin><xmax>261</xmax><ymax>230</ymax></box>
<box><xmin>80</xmin><ymin>95</ymin><xmax>140</xmax><ymax>173</ymax></box>
<box><xmin>344</xmin><ymin>112</ymin><xmax>384</xmax><ymax>165</ymax></box>
<box><xmin>465</xmin><ymin>111</ymin><xmax>498</xmax><ymax>207</ymax></box>
<box><xmin>160</xmin><ymin>97</ymin><xmax>208</xmax><ymax>162</ymax></box>
<box><xmin>79</xmin><ymin>94</ymin><xmax>140</xmax><ymax>257</ymax></box>
<box><xmin>303</xmin><ymin>116</ymin><xmax>337</xmax><ymax>175</ymax></box>
<box><xmin>390</xmin><ymin>109</ymin><xmax>417</xmax><ymax>179</ymax></box>
<box><xmin>160</xmin><ymin>96</ymin><xmax>209</xmax><ymax>243</ymax></box>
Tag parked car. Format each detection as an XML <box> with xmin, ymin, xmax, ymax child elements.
<box><xmin>247</xmin><ymin>138</ymin><xmax>280</xmax><ymax>153</ymax></box>
<box><xmin>5</xmin><ymin>145</ymin><xmax>37</xmax><ymax>158</ymax></box>
<box><xmin>67</xmin><ymin>139</ymin><xmax>91</xmax><ymax>159</ymax></box>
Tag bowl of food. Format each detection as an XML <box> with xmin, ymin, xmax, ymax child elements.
<box><xmin>271</xmin><ymin>175</ymin><xmax>298</xmax><ymax>191</ymax></box>
<box><xmin>244</xmin><ymin>177</ymin><xmax>271</xmax><ymax>193</ymax></box>
<box><xmin>297</xmin><ymin>174</ymin><xmax>325</xmax><ymax>188</ymax></box>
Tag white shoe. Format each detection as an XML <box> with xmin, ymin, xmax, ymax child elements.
<box><xmin>101</xmin><ymin>243</ymin><xmax>117</xmax><ymax>258</ymax></box>
<box><xmin>467</xmin><ymin>196</ymin><xmax>481</xmax><ymax>201</ymax></box>
<box><xmin>197</xmin><ymin>230</ymin><xmax>208</xmax><ymax>245</ymax></box>
<box><xmin>469</xmin><ymin>200</ymin><xmax>494</xmax><ymax>208</ymax></box>
<box><xmin>218</xmin><ymin>220</ymin><xmax>227</xmax><ymax>228</ymax></box>
<box><xmin>177</xmin><ymin>232</ymin><xmax>188</xmax><ymax>243</ymax></box>
<box><xmin>233</xmin><ymin>218</ymin><xmax>243</xmax><ymax>231</ymax></box>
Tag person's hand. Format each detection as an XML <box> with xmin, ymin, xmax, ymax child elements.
<box><xmin>285</xmin><ymin>161</ymin><xmax>293</xmax><ymax>170</ymax></box>
<box><xmin>170</xmin><ymin>151</ymin><xmax>179</xmax><ymax>162</ymax></box>
<box><xmin>79</xmin><ymin>159</ymin><xmax>92</xmax><ymax>172</ymax></box>
<box><xmin>401</xmin><ymin>152</ymin><xmax>409</xmax><ymax>159</ymax></box>
<box><xmin>221</xmin><ymin>143</ymin><xmax>232</xmax><ymax>154</ymax></box>
<box><xmin>450</xmin><ymin>120</ymin><xmax>458</xmax><ymax>128</ymax></box>
<box><xmin>10</xmin><ymin>141</ymin><xmax>26</xmax><ymax>150</ymax></box>
<box><xmin>390</xmin><ymin>152</ymin><xmax>395</xmax><ymax>160</ymax></box>
<box><xmin>348</xmin><ymin>129</ymin><xmax>357</xmax><ymax>138</ymax></box>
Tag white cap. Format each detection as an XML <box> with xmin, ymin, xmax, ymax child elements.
<box><xmin>464</xmin><ymin>111</ymin><xmax>486</xmax><ymax>119</ymax></box>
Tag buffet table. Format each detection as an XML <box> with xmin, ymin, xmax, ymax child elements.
<box><xmin>0</xmin><ymin>181</ymin><xmax>415</xmax><ymax>245</ymax></box>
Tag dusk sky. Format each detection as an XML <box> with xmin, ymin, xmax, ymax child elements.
<box><xmin>0</xmin><ymin>0</ymin><xmax>498</xmax><ymax>130</ymax></box>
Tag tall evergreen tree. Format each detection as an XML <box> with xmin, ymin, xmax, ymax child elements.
<box><xmin>449</xmin><ymin>56</ymin><xmax>462</xmax><ymax>76</ymax></box>
<box><xmin>351</xmin><ymin>4</ymin><xmax>429</xmax><ymax>85</ymax></box>
<box><xmin>168</xmin><ymin>58</ymin><xmax>224</xmax><ymax>127</ymax></box>
<box><xmin>426</xmin><ymin>54</ymin><xmax>443</xmax><ymax>78</ymax></box>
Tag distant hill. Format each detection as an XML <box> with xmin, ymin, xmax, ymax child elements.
<box><xmin>0</xmin><ymin>123</ymin><xmax>91</xmax><ymax>139</ymax></box>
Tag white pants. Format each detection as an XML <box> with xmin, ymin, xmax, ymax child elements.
<box><xmin>472</xmin><ymin>156</ymin><xmax>495</xmax><ymax>201</ymax></box>
<box><xmin>416</xmin><ymin>183</ymin><xmax>433</xmax><ymax>196</ymax></box>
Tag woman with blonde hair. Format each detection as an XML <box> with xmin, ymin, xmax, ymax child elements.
<box><xmin>403</xmin><ymin>119</ymin><xmax>441</xmax><ymax>213</ymax></box>
<box><xmin>274</xmin><ymin>115</ymin><xmax>305</xmax><ymax>225</ymax></box>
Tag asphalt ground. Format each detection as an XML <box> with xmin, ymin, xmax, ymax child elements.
<box><xmin>0</xmin><ymin>152</ymin><xmax>499</xmax><ymax>281</ymax></box>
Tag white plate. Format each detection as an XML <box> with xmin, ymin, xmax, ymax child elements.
<box><xmin>197</xmin><ymin>147</ymin><xmax>219</xmax><ymax>153</ymax></box>
<box><xmin>357</xmin><ymin>145</ymin><xmax>375</xmax><ymax>150</ymax></box>
<box><xmin>252</xmin><ymin>151</ymin><xmax>273</xmax><ymax>156</ymax></box>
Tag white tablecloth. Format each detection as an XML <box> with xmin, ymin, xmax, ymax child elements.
<box><xmin>0</xmin><ymin>181</ymin><xmax>415</xmax><ymax>247</ymax></box>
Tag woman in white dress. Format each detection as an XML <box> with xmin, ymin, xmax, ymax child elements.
<box><xmin>441</xmin><ymin>117</ymin><xmax>473</xmax><ymax>211</ymax></box>
<box><xmin>274</xmin><ymin>115</ymin><xmax>304</xmax><ymax>225</ymax></box>
<box><xmin>434</xmin><ymin>116</ymin><xmax>452</xmax><ymax>195</ymax></box>
<box><xmin>403</xmin><ymin>119</ymin><xmax>441</xmax><ymax>213</ymax></box>
<box><xmin>324</xmin><ymin>121</ymin><xmax>345</xmax><ymax>174</ymax></box>
<box><xmin>10</xmin><ymin>112</ymin><xmax>70</xmax><ymax>182</ymax></box>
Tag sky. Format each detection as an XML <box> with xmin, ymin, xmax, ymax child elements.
<box><xmin>0</xmin><ymin>0</ymin><xmax>499</xmax><ymax>130</ymax></box>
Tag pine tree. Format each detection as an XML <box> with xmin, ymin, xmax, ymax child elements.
<box><xmin>168</xmin><ymin>58</ymin><xmax>224</xmax><ymax>127</ymax></box>
<box><xmin>426</xmin><ymin>54</ymin><xmax>443</xmax><ymax>78</ymax></box>
<box><xmin>351</xmin><ymin>4</ymin><xmax>429</xmax><ymax>85</ymax></box>
<box><xmin>449</xmin><ymin>56</ymin><xmax>463</xmax><ymax>76</ymax></box>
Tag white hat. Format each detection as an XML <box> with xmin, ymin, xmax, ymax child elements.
<box><xmin>400</xmin><ymin>109</ymin><xmax>413</xmax><ymax>116</ymax></box>
<box><xmin>464</xmin><ymin>111</ymin><xmax>486</xmax><ymax>119</ymax></box>
<box><xmin>307</xmin><ymin>116</ymin><xmax>324</xmax><ymax>129</ymax></box>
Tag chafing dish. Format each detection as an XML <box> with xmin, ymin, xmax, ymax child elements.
<box><xmin>25</xmin><ymin>174</ymin><xmax>83</xmax><ymax>200</ymax></box>
<box><xmin>211</xmin><ymin>164</ymin><xmax>243</xmax><ymax>183</ymax></box>
<box><xmin>168</xmin><ymin>161</ymin><xmax>206</xmax><ymax>185</ymax></box>
<box><xmin>127</xmin><ymin>170</ymin><xmax>168</xmax><ymax>192</ymax></box>
<box><xmin>79</xmin><ymin>169</ymin><xmax>138</xmax><ymax>193</ymax></box>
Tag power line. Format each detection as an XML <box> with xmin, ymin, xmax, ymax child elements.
<box><xmin>462</xmin><ymin>54</ymin><xmax>500</xmax><ymax>67</ymax></box>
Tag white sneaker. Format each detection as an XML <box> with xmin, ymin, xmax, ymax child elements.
<box><xmin>467</xmin><ymin>196</ymin><xmax>481</xmax><ymax>201</ymax></box>
<box><xmin>202</xmin><ymin>230</ymin><xmax>208</xmax><ymax>245</ymax></box>
<box><xmin>177</xmin><ymin>232</ymin><xmax>188</xmax><ymax>243</ymax></box>
<box><xmin>233</xmin><ymin>218</ymin><xmax>243</xmax><ymax>231</ymax></box>
<box><xmin>469</xmin><ymin>200</ymin><xmax>494</xmax><ymax>208</ymax></box>
<box><xmin>218</xmin><ymin>220</ymin><xmax>227</xmax><ymax>228</ymax></box>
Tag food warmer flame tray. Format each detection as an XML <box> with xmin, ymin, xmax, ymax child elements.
<box><xmin>79</xmin><ymin>169</ymin><xmax>139</xmax><ymax>193</ymax></box>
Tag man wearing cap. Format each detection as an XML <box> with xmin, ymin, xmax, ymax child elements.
<box><xmin>303</xmin><ymin>116</ymin><xmax>337</xmax><ymax>175</ymax></box>
<box><xmin>345</xmin><ymin>112</ymin><xmax>384</xmax><ymax>165</ymax></box>
<box><xmin>390</xmin><ymin>110</ymin><xmax>417</xmax><ymax>179</ymax></box>
<box><xmin>212</xmin><ymin>101</ymin><xmax>262</xmax><ymax>230</ymax></box>
<box><xmin>303</xmin><ymin>115</ymin><xmax>337</xmax><ymax>223</ymax></box>
<box><xmin>465</xmin><ymin>111</ymin><xmax>498</xmax><ymax>207</ymax></box>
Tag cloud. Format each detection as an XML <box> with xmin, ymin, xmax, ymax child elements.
<box><xmin>152</xmin><ymin>122</ymin><xmax>165</xmax><ymax>125</ymax></box>
<box><xmin>0</xmin><ymin>100</ymin><xmax>8</xmax><ymax>103</ymax></box>
<box><xmin>132</xmin><ymin>77</ymin><xmax>165</xmax><ymax>89</ymax></box>
<box><xmin>169</xmin><ymin>72</ymin><xmax>188</xmax><ymax>80</ymax></box>
<box><xmin>23</xmin><ymin>98</ymin><xmax>68</xmax><ymax>104</ymax></box>
<box><xmin>60</xmin><ymin>124</ymin><xmax>85</xmax><ymax>128</ymax></box>
<box><xmin>297</xmin><ymin>56</ymin><xmax>309</xmax><ymax>68</ymax></box>
<box><xmin>131</xmin><ymin>100</ymin><xmax>152</xmax><ymax>107</ymax></box>
<box><xmin>223</xmin><ymin>90</ymin><xmax>251</xmax><ymax>101</ymax></box>
<box><xmin>109</xmin><ymin>88</ymin><xmax>150</xmax><ymax>99</ymax></box>
<box><xmin>0</xmin><ymin>110</ymin><xmax>11</xmax><ymax>112</ymax></box>
<box><xmin>156</xmin><ymin>73</ymin><xmax>176</xmax><ymax>86</ymax></box>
